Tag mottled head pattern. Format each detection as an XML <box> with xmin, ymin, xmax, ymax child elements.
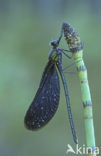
<box><xmin>62</xmin><ymin>22</ymin><xmax>83</xmax><ymax>52</ymax></box>
<box><xmin>50</xmin><ymin>40</ymin><xmax>58</xmax><ymax>48</ymax></box>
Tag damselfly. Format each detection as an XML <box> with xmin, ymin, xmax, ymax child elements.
<box><xmin>24</xmin><ymin>23</ymin><xmax>78</xmax><ymax>144</ymax></box>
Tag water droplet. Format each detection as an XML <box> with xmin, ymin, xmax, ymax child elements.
<box><xmin>41</xmin><ymin>107</ymin><xmax>43</xmax><ymax>110</ymax></box>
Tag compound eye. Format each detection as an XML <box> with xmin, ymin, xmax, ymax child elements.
<box><xmin>50</xmin><ymin>40</ymin><xmax>57</xmax><ymax>47</ymax></box>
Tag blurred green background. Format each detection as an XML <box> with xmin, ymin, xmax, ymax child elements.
<box><xmin>0</xmin><ymin>0</ymin><xmax>101</xmax><ymax>156</ymax></box>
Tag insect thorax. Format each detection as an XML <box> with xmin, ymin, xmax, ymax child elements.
<box><xmin>48</xmin><ymin>49</ymin><xmax>59</xmax><ymax>62</ymax></box>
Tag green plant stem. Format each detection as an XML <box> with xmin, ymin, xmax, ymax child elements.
<box><xmin>62</xmin><ymin>22</ymin><xmax>96</xmax><ymax>155</ymax></box>
<box><xmin>73</xmin><ymin>50</ymin><xmax>96</xmax><ymax>156</ymax></box>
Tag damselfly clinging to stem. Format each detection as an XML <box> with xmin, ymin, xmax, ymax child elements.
<box><xmin>24</xmin><ymin>23</ymin><xmax>78</xmax><ymax>144</ymax></box>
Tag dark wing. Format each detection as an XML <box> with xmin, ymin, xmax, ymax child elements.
<box><xmin>24</xmin><ymin>60</ymin><xmax>60</xmax><ymax>130</ymax></box>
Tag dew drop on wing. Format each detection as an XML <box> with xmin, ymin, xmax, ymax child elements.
<box><xmin>24</xmin><ymin>60</ymin><xmax>60</xmax><ymax>130</ymax></box>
